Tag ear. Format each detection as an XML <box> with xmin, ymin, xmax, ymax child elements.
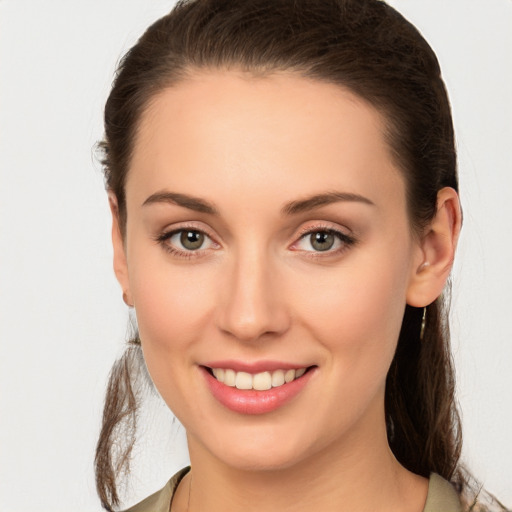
<box><xmin>108</xmin><ymin>192</ymin><xmax>133</xmax><ymax>307</ymax></box>
<box><xmin>406</xmin><ymin>187</ymin><xmax>462</xmax><ymax>307</ymax></box>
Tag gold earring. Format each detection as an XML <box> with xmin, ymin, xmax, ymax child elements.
<box><xmin>419</xmin><ymin>307</ymin><xmax>427</xmax><ymax>341</ymax></box>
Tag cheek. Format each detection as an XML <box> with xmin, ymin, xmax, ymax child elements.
<box><xmin>294</xmin><ymin>249</ymin><xmax>411</xmax><ymax>374</ymax></box>
<box><xmin>134</xmin><ymin>270</ymin><xmax>212</xmax><ymax>346</ymax></box>
<box><xmin>127</xmin><ymin>248</ymin><xmax>217</xmax><ymax>387</ymax></box>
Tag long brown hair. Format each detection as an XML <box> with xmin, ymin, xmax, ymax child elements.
<box><xmin>97</xmin><ymin>0</ymin><xmax>466</xmax><ymax>509</ymax></box>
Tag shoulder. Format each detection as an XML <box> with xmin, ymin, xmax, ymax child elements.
<box><xmin>123</xmin><ymin>467</ymin><xmax>190</xmax><ymax>512</ymax></box>
<box><xmin>425</xmin><ymin>473</ymin><xmax>511</xmax><ymax>512</ymax></box>
<box><xmin>458</xmin><ymin>475</ymin><xmax>511</xmax><ymax>512</ymax></box>
<box><xmin>424</xmin><ymin>473</ymin><xmax>464</xmax><ymax>512</ymax></box>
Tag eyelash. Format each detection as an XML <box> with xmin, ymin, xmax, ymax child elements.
<box><xmin>154</xmin><ymin>223</ymin><xmax>356</xmax><ymax>260</ymax></box>
<box><xmin>154</xmin><ymin>224</ymin><xmax>218</xmax><ymax>260</ymax></box>
<box><xmin>292</xmin><ymin>224</ymin><xmax>357</xmax><ymax>259</ymax></box>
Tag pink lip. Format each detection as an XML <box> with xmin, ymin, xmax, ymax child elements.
<box><xmin>202</xmin><ymin>359</ymin><xmax>308</xmax><ymax>373</ymax></box>
<box><xmin>201</xmin><ymin>365</ymin><xmax>316</xmax><ymax>415</ymax></box>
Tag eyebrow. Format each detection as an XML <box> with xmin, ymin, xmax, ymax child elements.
<box><xmin>142</xmin><ymin>191</ymin><xmax>218</xmax><ymax>214</ymax></box>
<box><xmin>142</xmin><ymin>190</ymin><xmax>374</xmax><ymax>215</ymax></box>
<box><xmin>281</xmin><ymin>191</ymin><xmax>375</xmax><ymax>215</ymax></box>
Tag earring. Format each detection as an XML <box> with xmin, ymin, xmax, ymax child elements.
<box><xmin>123</xmin><ymin>291</ymin><xmax>134</xmax><ymax>308</ymax></box>
<box><xmin>419</xmin><ymin>307</ymin><xmax>427</xmax><ymax>341</ymax></box>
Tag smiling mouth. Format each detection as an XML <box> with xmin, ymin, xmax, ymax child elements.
<box><xmin>205</xmin><ymin>367</ymin><xmax>313</xmax><ymax>391</ymax></box>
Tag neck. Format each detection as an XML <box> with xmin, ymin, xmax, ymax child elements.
<box><xmin>177</xmin><ymin>413</ymin><xmax>428</xmax><ymax>512</ymax></box>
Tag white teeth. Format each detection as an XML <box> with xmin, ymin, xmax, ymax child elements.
<box><xmin>224</xmin><ymin>369</ymin><xmax>236</xmax><ymax>387</ymax></box>
<box><xmin>284</xmin><ymin>369</ymin><xmax>296</xmax><ymax>383</ymax></box>
<box><xmin>271</xmin><ymin>369</ymin><xmax>285</xmax><ymax>387</ymax></box>
<box><xmin>235</xmin><ymin>371</ymin><xmax>253</xmax><ymax>390</ymax></box>
<box><xmin>295</xmin><ymin>368</ymin><xmax>306</xmax><ymax>378</ymax></box>
<box><xmin>211</xmin><ymin>367</ymin><xmax>308</xmax><ymax>390</ymax></box>
<box><xmin>253</xmin><ymin>371</ymin><xmax>272</xmax><ymax>391</ymax></box>
<box><xmin>212</xmin><ymin>368</ymin><xmax>224</xmax><ymax>381</ymax></box>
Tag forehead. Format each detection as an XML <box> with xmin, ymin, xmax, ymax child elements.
<box><xmin>128</xmin><ymin>70</ymin><xmax>404</xmax><ymax>210</ymax></box>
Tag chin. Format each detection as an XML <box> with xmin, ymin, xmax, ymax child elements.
<box><xmin>190</xmin><ymin>421</ymin><xmax>325</xmax><ymax>473</ymax></box>
<box><xmin>214</xmin><ymin>446</ymin><xmax>306</xmax><ymax>473</ymax></box>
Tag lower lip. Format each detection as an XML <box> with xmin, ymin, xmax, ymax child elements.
<box><xmin>202</xmin><ymin>367</ymin><xmax>315</xmax><ymax>415</ymax></box>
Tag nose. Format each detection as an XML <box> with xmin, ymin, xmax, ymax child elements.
<box><xmin>215</xmin><ymin>247</ymin><xmax>291</xmax><ymax>343</ymax></box>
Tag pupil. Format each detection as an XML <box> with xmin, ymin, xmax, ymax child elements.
<box><xmin>311</xmin><ymin>231</ymin><xmax>334</xmax><ymax>251</ymax></box>
<box><xmin>180</xmin><ymin>230</ymin><xmax>204</xmax><ymax>250</ymax></box>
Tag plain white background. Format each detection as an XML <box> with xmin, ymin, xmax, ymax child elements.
<box><xmin>0</xmin><ymin>1</ymin><xmax>510</xmax><ymax>510</ymax></box>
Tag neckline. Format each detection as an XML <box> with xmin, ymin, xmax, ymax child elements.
<box><xmin>134</xmin><ymin>467</ymin><xmax>461</xmax><ymax>512</ymax></box>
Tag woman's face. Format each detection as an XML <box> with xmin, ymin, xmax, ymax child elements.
<box><xmin>114</xmin><ymin>71</ymin><xmax>426</xmax><ymax>471</ymax></box>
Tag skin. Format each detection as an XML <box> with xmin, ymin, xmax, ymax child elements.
<box><xmin>111</xmin><ymin>71</ymin><xmax>461</xmax><ymax>512</ymax></box>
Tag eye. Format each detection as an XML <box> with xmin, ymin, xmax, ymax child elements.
<box><xmin>156</xmin><ymin>227</ymin><xmax>218</xmax><ymax>257</ymax></box>
<box><xmin>293</xmin><ymin>227</ymin><xmax>356</xmax><ymax>254</ymax></box>
<box><xmin>306</xmin><ymin>231</ymin><xmax>337</xmax><ymax>251</ymax></box>
<box><xmin>175</xmin><ymin>230</ymin><xmax>206</xmax><ymax>250</ymax></box>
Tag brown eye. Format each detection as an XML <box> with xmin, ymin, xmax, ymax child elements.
<box><xmin>180</xmin><ymin>230</ymin><xmax>205</xmax><ymax>250</ymax></box>
<box><xmin>309</xmin><ymin>231</ymin><xmax>335</xmax><ymax>251</ymax></box>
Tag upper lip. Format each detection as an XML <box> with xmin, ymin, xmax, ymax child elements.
<box><xmin>202</xmin><ymin>360</ymin><xmax>311</xmax><ymax>373</ymax></box>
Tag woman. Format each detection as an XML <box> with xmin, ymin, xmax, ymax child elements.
<box><xmin>95</xmin><ymin>1</ymin><xmax>508</xmax><ymax>511</ymax></box>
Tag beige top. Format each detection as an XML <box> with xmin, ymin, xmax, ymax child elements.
<box><xmin>124</xmin><ymin>468</ymin><xmax>463</xmax><ymax>512</ymax></box>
